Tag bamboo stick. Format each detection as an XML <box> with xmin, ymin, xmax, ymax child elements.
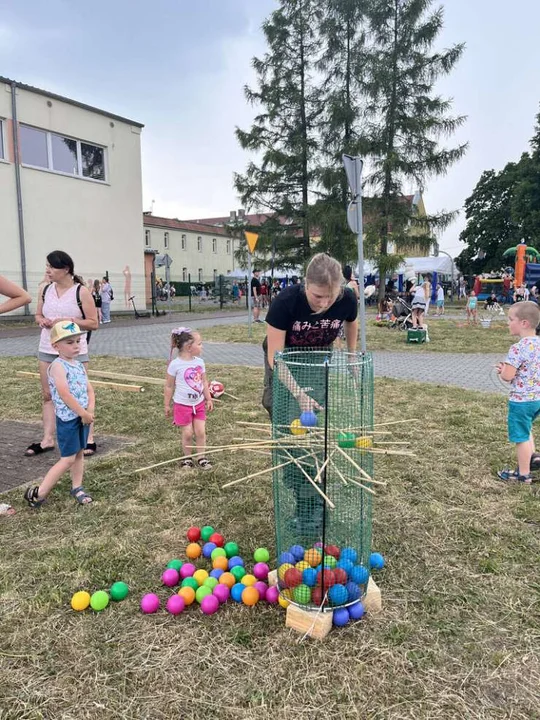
<box><xmin>88</xmin><ymin>370</ymin><xmax>164</xmax><ymax>385</ymax></box>
<box><xmin>223</xmin><ymin>391</ymin><xmax>241</xmax><ymax>401</ymax></box>
<box><xmin>328</xmin><ymin>453</ymin><xmax>376</xmax><ymax>496</ymax></box>
<box><xmin>222</xmin><ymin>452</ymin><xmax>313</xmax><ymax>488</ymax></box>
<box><xmin>16</xmin><ymin>371</ymin><xmax>144</xmax><ymax>393</ymax></box>
<box><xmin>280</xmin><ymin>448</ymin><xmax>336</xmax><ymax>509</ymax></box>
<box><xmin>372</xmin><ymin>418</ymin><xmax>418</xmax><ymax>427</ymax></box>
<box><xmin>334</xmin><ymin>445</ymin><xmax>387</xmax><ymax>485</ymax></box>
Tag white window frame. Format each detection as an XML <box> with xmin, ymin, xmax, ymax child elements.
<box><xmin>226</xmin><ymin>239</ymin><xmax>231</xmax><ymax>255</ymax></box>
<box><xmin>164</xmin><ymin>231</ymin><xmax>169</xmax><ymax>249</ymax></box>
<box><xmin>198</xmin><ymin>268</ymin><xmax>203</xmax><ymax>282</ymax></box>
<box><xmin>0</xmin><ymin>119</ymin><xmax>5</xmax><ymax>161</ymax></box>
<box><xmin>197</xmin><ymin>236</ymin><xmax>202</xmax><ymax>252</ymax></box>
<box><xmin>212</xmin><ymin>238</ymin><xmax>217</xmax><ymax>253</ymax></box>
<box><xmin>181</xmin><ymin>234</ymin><xmax>186</xmax><ymax>250</ymax></box>
<box><xmin>182</xmin><ymin>267</ymin><xmax>187</xmax><ymax>282</ymax></box>
<box><xmin>145</xmin><ymin>229</ymin><xmax>150</xmax><ymax>247</ymax></box>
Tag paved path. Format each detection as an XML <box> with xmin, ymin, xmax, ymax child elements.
<box><xmin>0</xmin><ymin>315</ymin><xmax>506</xmax><ymax>396</ymax></box>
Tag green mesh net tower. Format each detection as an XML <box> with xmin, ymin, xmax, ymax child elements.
<box><xmin>272</xmin><ymin>349</ymin><xmax>374</xmax><ymax>610</ymax></box>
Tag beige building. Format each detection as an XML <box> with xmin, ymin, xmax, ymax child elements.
<box><xmin>0</xmin><ymin>76</ymin><xmax>145</xmax><ymax>313</ymax></box>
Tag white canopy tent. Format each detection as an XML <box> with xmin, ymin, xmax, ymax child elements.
<box><xmin>361</xmin><ymin>255</ymin><xmax>453</xmax><ymax>278</ymax></box>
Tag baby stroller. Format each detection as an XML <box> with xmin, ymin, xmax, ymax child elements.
<box><xmin>389</xmin><ymin>297</ymin><xmax>413</xmax><ymax>330</ymax></box>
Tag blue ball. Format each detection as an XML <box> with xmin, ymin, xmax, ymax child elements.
<box><xmin>278</xmin><ymin>552</ymin><xmax>295</xmax><ymax>566</ymax></box>
<box><xmin>230</xmin><ymin>583</ymin><xmax>246</xmax><ymax>603</ymax></box>
<box><xmin>350</xmin><ymin>565</ymin><xmax>370</xmax><ymax>585</ymax></box>
<box><xmin>210</xmin><ymin>568</ymin><xmax>224</xmax><ymax>580</ymax></box>
<box><xmin>300</xmin><ymin>411</ymin><xmax>318</xmax><ymax>428</ymax></box>
<box><xmin>302</xmin><ymin>568</ymin><xmax>318</xmax><ymax>587</ymax></box>
<box><xmin>370</xmin><ymin>552</ymin><xmax>385</xmax><ymax>570</ymax></box>
<box><xmin>333</xmin><ymin>608</ymin><xmax>349</xmax><ymax>627</ymax></box>
<box><xmin>202</xmin><ymin>542</ymin><xmax>217</xmax><ymax>558</ymax></box>
<box><xmin>288</xmin><ymin>545</ymin><xmax>305</xmax><ymax>562</ymax></box>
<box><xmin>336</xmin><ymin>559</ymin><xmax>354</xmax><ymax>577</ymax></box>
<box><xmin>340</xmin><ymin>547</ymin><xmax>358</xmax><ymax>564</ymax></box>
<box><xmin>345</xmin><ymin>581</ymin><xmax>361</xmax><ymax>602</ymax></box>
<box><xmin>328</xmin><ymin>583</ymin><xmax>348</xmax><ymax>606</ymax></box>
<box><xmin>228</xmin><ymin>556</ymin><xmax>245</xmax><ymax>569</ymax></box>
<box><xmin>348</xmin><ymin>601</ymin><xmax>365</xmax><ymax>620</ymax></box>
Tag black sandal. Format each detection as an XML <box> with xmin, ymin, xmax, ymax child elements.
<box><xmin>70</xmin><ymin>486</ymin><xmax>93</xmax><ymax>504</ymax></box>
<box><xmin>24</xmin><ymin>486</ymin><xmax>45</xmax><ymax>508</ymax></box>
<box><xmin>24</xmin><ymin>443</ymin><xmax>54</xmax><ymax>457</ymax></box>
<box><xmin>83</xmin><ymin>442</ymin><xmax>97</xmax><ymax>456</ymax></box>
<box><xmin>180</xmin><ymin>458</ymin><xmax>195</xmax><ymax>468</ymax></box>
<box><xmin>197</xmin><ymin>458</ymin><xmax>213</xmax><ymax>471</ymax></box>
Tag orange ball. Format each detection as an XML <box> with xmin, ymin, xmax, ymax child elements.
<box><xmin>212</xmin><ymin>556</ymin><xmax>229</xmax><ymax>571</ymax></box>
<box><xmin>178</xmin><ymin>586</ymin><xmax>195</xmax><ymax>605</ymax></box>
<box><xmin>242</xmin><ymin>586</ymin><xmax>260</xmax><ymax>606</ymax></box>
<box><xmin>304</xmin><ymin>548</ymin><xmax>322</xmax><ymax>567</ymax></box>
<box><xmin>186</xmin><ymin>543</ymin><xmax>202</xmax><ymax>560</ymax></box>
<box><xmin>219</xmin><ymin>572</ymin><xmax>236</xmax><ymax>589</ymax></box>
<box><xmin>242</xmin><ymin>574</ymin><xmax>257</xmax><ymax>587</ymax></box>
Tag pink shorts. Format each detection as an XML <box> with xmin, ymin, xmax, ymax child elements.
<box><xmin>173</xmin><ymin>401</ymin><xmax>206</xmax><ymax>426</ymax></box>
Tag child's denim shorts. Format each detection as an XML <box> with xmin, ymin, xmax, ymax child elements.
<box><xmin>508</xmin><ymin>400</ymin><xmax>540</xmax><ymax>443</ymax></box>
<box><xmin>56</xmin><ymin>416</ymin><xmax>90</xmax><ymax>457</ymax></box>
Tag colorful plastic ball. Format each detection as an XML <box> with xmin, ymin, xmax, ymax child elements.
<box><xmin>278</xmin><ymin>563</ymin><xmax>294</xmax><ymax>581</ymax></box>
<box><xmin>186</xmin><ymin>526</ymin><xmax>201</xmax><ymax>542</ymax></box>
<box><xmin>200</xmin><ymin>525</ymin><xmax>215</xmax><ymax>542</ymax></box>
<box><xmin>230</xmin><ymin>565</ymin><xmax>246</xmax><ymax>582</ymax></box>
<box><xmin>289</xmin><ymin>544</ymin><xmax>305</xmax><ymax>562</ymax></box>
<box><xmin>340</xmin><ymin>547</ymin><xmax>358</xmax><ymax>564</ymax></box>
<box><xmin>242</xmin><ymin>586</ymin><xmax>260</xmax><ymax>606</ymax></box>
<box><xmin>193</xmin><ymin>569</ymin><xmax>209</xmax><ymax>586</ymax></box>
<box><xmin>209</xmin><ymin>532</ymin><xmax>225</xmax><ymax>547</ymax></box>
<box><xmin>254</xmin><ymin>547</ymin><xmax>270</xmax><ymax>563</ymax></box>
<box><xmin>202</xmin><ymin>542</ymin><xmax>217</xmax><ymax>559</ymax></box>
<box><xmin>293</xmin><ymin>584</ymin><xmax>311</xmax><ymax>605</ymax></box>
<box><xmin>219</xmin><ymin>572</ymin><xmax>236</xmax><ymax>589</ymax></box>
<box><xmin>242</xmin><ymin>574</ymin><xmax>257</xmax><ymax>587</ymax></box>
<box><xmin>304</xmin><ymin>548</ymin><xmax>322</xmax><ymax>567</ymax></box>
<box><xmin>179</xmin><ymin>562</ymin><xmax>196</xmax><ymax>579</ymax></box>
<box><xmin>166</xmin><ymin>594</ymin><xmax>185</xmax><ymax>615</ymax></box>
<box><xmin>322</xmin><ymin>554</ymin><xmax>337</xmax><ymax>569</ymax></box>
<box><xmin>346</xmin><ymin>581</ymin><xmax>361</xmax><ymax>602</ymax></box>
<box><xmin>162</xmin><ymin>568</ymin><xmax>180</xmax><ymax>587</ymax></box>
<box><xmin>311</xmin><ymin>586</ymin><xmax>323</xmax><ymax>606</ymax></box>
<box><xmin>211</xmin><ymin>547</ymin><xmax>227</xmax><ymax>561</ymax></box>
<box><xmin>254</xmin><ymin>581</ymin><xmax>268</xmax><ymax>600</ymax></box>
<box><xmin>278</xmin><ymin>551</ymin><xmax>296</xmax><ymax>566</ymax></box>
<box><xmin>284</xmin><ymin>568</ymin><xmax>303</xmax><ymax>588</ymax></box>
<box><xmin>210</xmin><ymin>569</ymin><xmax>224</xmax><ymax>582</ymax></box>
<box><xmin>200</xmin><ymin>594</ymin><xmax>220</xmax><ymax>615</ymax></box>
<box><xmin>290</xmin><ymin>419</ymin><xmax>307</xmax><ymax>436</ymax></box>
<box><xmin>302</xmin><ymin>568</ymin><xmax>318</xmax><ymax>587</ymax></box>
<box><xmin>333</xmin><ymin>568</ymin><xmax>348</xmax><ymax>586</ymax></box>
<box><xmin>324</xmin><ymin>544</ymin><xmax>340</xmax><ymax>559</ymax></box>
<box><xmin>317</xmin><ymin>569</ymin><xmax>336</xmax><ymax>590</ymax></box>
<box><xmin>213</xmin><ymin>584</ymin><xmax>230</xmax><ymax>604</ymax></box>
<box><xmin>166</xmin><ymin>559</ymin><xmax>183</xmax><ymax>572</ymax></box>
<box><xmin>278</xmin><ymin>594</ymin><xmax>290</xmax><ymax>609</ymax></box>
<box><xmin>253</xmin><ymin>562</ymin><xmax>269</xmax><ymax>580</ymax></box>
<box><xmin>295</xmin><ymin>560</ymin><xmax>310</xmax><ymax>573</ymax></box>
<box><xmin>212</xmin><ymin>556</ymin><xmax>228</xmax><ymax>571</ymax></box>
<box><xmin>328</xmin><ymin>583</ymin><xmax>348</xmax><ymax>606</ymax></box>
<box><xmin>348</xmin><ymin>601</ymin><xmax>365</xmax><ymax>620</ymax></box>
<box><xmin>369</xmin><ymin>552</ymin><xmax>385</xmax><ymax>570</ymax></box>
<box><xmin>178</xmin><ymin>586</ymin><xmax>196</xmax><ymax>606</ymax></box>
<box><xmin>109</xmin><ymin>581</ymin><xmax>129</xmax><ymax>602</ymax></box>
<box><xmin>350</xmin><ymin>565</ymin><xmax>370</xmax><ymax>585</ymax></box>
<box><xmin>282</xmin><ymin>588</ymin><xmax>293</xmax><ymax>601</ymax></box>
<box><xmin>333</xmin><ymin>608</ymin><xmax>350</xmax><ymax>627</ymax></box>
<box><xmin>337</xmin><ymin>431</ymin><xmax>356</xmax><ymax>448</ymax></box>
<box><xmin>300</xmin><ymin>410</ymin><xmax>318</xmax><ymax>427</ymax></box>
<box><xmin>231</xmin><ymin>583</ymin><xmax>246</xmax><ymax>603</ymax></box>
<box><xmin>203</xmin><ymin>577</ymin><xmax>219</xmax><ymax>590</ymax></box>
<box><xmin>186</xmin><ymin>543</ymin><xmax>202</xmax><ymax>560</ymax></box>
<box><xmin>181</xmin><ymin>577</ymin><xmax>199</xmax><ymax>592</ymax></box>
<box><xmin>195</xmin><ymin>585</ymin><xmax>213</xmax><ymax>604</ymax></box>
<box><xmin>224</xmin><ymin>541</ymin><xmax>239</xmax><ymax>558</ymax></box>
<box><xmin>266</xmin><ymin>586</ymin><xmax>279</xmax><ymax>604</ymax></box>
<box><xmin>71</xmin><ymin>590</ymin><xmax>91</xmax><ymax>611</ymax></box>
<box><xmin>140</xmin><ymin>593</ymin><xmax>160</xmax><ymax>614</ymax></box>
<box><xmin>355</xmin><ymin>436</ymin><xmax>373</xmax><ymax>449</ymax></box>
<box><xmin>336</xmin><ymin>559</ymin><xmax>354</xmax><ymax>577</ymax></box>
<box><xmin>228</xmin><ymin>555</ymin><xmax>245</xmax><ymax>569</ymax></box>
<box><xmin>314</xmin><ymin>541</ymin><xmax>324</xmax><ymax>549</ymax></box>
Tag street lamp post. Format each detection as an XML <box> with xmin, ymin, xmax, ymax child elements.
<box><xmin>435</xmin><ymin>249</ymin><xmax>455</xmax><ymax>301</ymax></box>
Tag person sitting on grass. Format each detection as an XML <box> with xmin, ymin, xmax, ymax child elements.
<box><xmin>466</xmin><ymin>290</ymin><xmax>478</xmax><ymax>325</ymax></box>
<box><xmin>24</xmin><ymin>321</ymin><xmax>95</xmax><ymax>508</ymax></box>
<box><xmin>496</xmin><ymin>301</ymin><xmax>540</xmax><ymax>484</ymax></box>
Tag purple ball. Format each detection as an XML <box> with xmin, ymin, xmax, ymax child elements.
<box><xmin>265</xmin><ymin>586</ymin><xmax>279</xmax><ymax>604</ymax></box>
<box><xmin>253</xmin><ymin>562</ymin><xmax>269</xmax><ymax>580</ymax></box>
<box><xmin>166</xmin><ymin>594</ymin><xmax>185</xmax><ymax>615</ymax></box>
<box><xmin>200</xmin><ymin>594</ymin><xmax>220</xmax><ymax>615</ymax></box>
<box><xmin>140</xmin><ymin>593</ymin><xmax>160</xmax><ymax>614</ymax></box>
<box><xmin>348</xmin><ymin>601</ymin><xmax>365</xmax><ymax>621</ymax></box>
<box><xmin>210</xmin><ymin>568</ymin><xmax>224</xmax><ymax>580</ymax></box>
<box><xmin>253</xmin><ymin>581</ymin><xmax>268</xmax><ymax>600</ymax></box>
<box><xmin>161</xmin><ymin>568</ymin><xmax>180</xmax><ymax>587</ymax></box>
<box><xmin>179</xmin><ymin>562</ymin><xmax>196</xmax><ymax>579</ymax></box>
<box><xmin>213</xmin><ymin>584</ymin><xmax>230</xmax><ymax>604</ymax></box>
<box><xmin>202</xmin><ymin>542</ymin><xmax>217</xmax><ymax>558</ymax></box>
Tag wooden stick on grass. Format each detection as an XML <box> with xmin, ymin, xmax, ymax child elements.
<box><xmin>16</xmin><ymin>371</ymin><xmax>145</xmax><ymax>393</ymax></box>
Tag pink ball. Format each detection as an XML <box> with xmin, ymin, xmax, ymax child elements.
<box><xmin>162</xmin><ymin>568</ymin><xmax>180</xmax><ymax>587</ymax></box>
<box><xmin>254</xmin><ymin>581</ymin><xmax>268</xmax><ymax>600</ymax></box>
<box><xmin>166</xmin><ymin>594</ymin><xmax>185</xmax><ymax>615</ymax></box>
<box><xmin>253</xmin><ymin>562</ymin><xmax>269</xmax><ymax>580</ymax></box>
<box><xmin>213</xmin><ymin>584</ymin><xmax>230</xmax><ymax>604</ymax></box>
<box><xmin>140</xmin><ymin>593</ymin><xmax>160</xmax><ymax>614</ymax></box>
<box><xmin>265</xmin><ymin>586</ymin><xmax>279</xmax><ymax>604</ymax></box>
<box><xmin>200</xmin><ymin>594</ymin><xmax>220</xmax><ymax>615</ymax></box>
<box><xmin>179</xmin><ymin>563</ymin><xmax>196</xmax><ymax>579</ymax></box>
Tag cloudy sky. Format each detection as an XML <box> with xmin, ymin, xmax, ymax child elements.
<box><xmin>2</xmin><ymin>0</ymin><xmax>539</xmax><ymax>256</ymax></box>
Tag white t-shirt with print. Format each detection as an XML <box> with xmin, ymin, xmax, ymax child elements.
<box><xmin>506</xmin><ymin>336</ymin><xmax>540</xmax><ymax>402</ymax></box>
<box><xmin>167</xmin><ymin>356</ymin><xmax>206</xmax><ymax>406</ymax></box>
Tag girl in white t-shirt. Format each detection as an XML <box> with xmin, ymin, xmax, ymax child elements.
<box><xmin>164</xmin><ymin>327</ymin><xmax>214</xmax><ymax>469</ymax></box>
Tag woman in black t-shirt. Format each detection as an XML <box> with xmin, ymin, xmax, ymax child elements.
<box><xmin>263</xmin><ymin>253</ymin><xmax>358</xmax><ymax>415</ymax></box>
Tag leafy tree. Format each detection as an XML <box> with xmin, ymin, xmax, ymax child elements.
<box><xmin>512</xmin><ymin>110</ymin><xmax>540</xmax><ymax>245</ymax></box>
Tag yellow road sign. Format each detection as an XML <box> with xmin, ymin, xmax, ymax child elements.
<box><xmin>245</xmin><ymin>231</ymin><xmax>259</xmax><ymax>253</ymax></box>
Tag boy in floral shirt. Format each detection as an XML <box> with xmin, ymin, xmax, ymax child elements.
<box><xmin>497</xmin><ymin>301</ymin><xmax>540</xmax><ymax>484</ymax></box>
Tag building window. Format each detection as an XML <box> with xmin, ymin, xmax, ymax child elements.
<box><xmin>181</xmin><ymin>234</ymin><xmax>186</xmax><ymax>250</ymax></box>
<box><xmin>145</xmin><ymin>229</ymin><xmax>150</xmax><ymax>247</ymax></box>
<box><xmin>226</xmin><ymin>239</ymin><xmax>231</xmax><ymax>255</ymax></box>
<box><xmin>0</xmin><ymin>120</ymin><xmax>5</xmax><ymax>160</ymax></box>
<box><xmin>164</xmin><ymin>232</ymin><xmax>169</xmax><ymax>249</ymax></box>
<box><xmin>212</xmin><ymin>238</ymin><xmax>217</xmax><ymax>253</ymax></box>
<box><xmin>213</xmin><ymin>269</ymin><xmax>218</xmax><ymax>282</ymax></box>
<box><xmin>198</xmin><ymin>268</ymin><xmax>203</xmax><ymax>282</ymax></box>
<box><xmin>20</xmin><ymin>124</ymin><xmax>106</xmax><ymax>182</ymax></box>
<box><xmin>197</xmin><ymin>236</ymin><xmax>202</xmax><ymax>252</ymax></box>
<box><xmin>182</xmin><ymin>267</ymin><xmax>187</xmax><ymax>282</ymax></box>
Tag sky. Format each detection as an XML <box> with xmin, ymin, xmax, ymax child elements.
<box><xmin>1</xmin><ymin>0</ymin><xmax>540</xmax><ymax>257</ymax></box>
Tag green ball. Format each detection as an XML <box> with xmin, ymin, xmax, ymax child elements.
<box><xmin>195</xmin><ymin>585</ymin><xmax>213</xmax><ymax>603</ymax></box>
<box><xmin>254</xmin><ymin>547</ymin><xmax>270</xmax><ymax>563</ymax></box>
<box><xmin>224</xmin><ymin>542</ymin><xmax>239</xmax><ymax>559</ymax></box>
<box><xmin>323</xmin><ymin>555</ymin><xmax>337</xmax><ymax>568</ymax></box>
<box><xmin>337</xmin><ymin>432</ymin><xmax>356</xmax><ymax>448</ymax></box>
<box><xmin>201</xmin><ymin>525</ymin><xmax>215</xmax><ymax>542</ymax></box>
<box><xmin>109</xmin><ymin>582</ymin><xmax>129</xmax><ymax>602</ymax></box>
<box><xmin>166</xmin><ymin>559</ymin><xmax>183</xmax><ymax>571</ymax></box>
<box><xmin>293</xmin><ymin>584</ymin><xmax>311</xmax><ymax>605</ymax></box>
<box><xmin>90</xmin><ymin>590</ymin><xmax>110</xmax><ymax>612</ymax></box>
<box><xmin>203</xmin><ymin>577</ymin><xmax>219</xmax><ymax>589</ymax></box>
<box><xmin>231</xmin><ymin>565</ymin><xmax>246</xmax><ymax>582</ymax></box>
<box><xmin>211</xmin><ymin>547</ymin><xmax>227</xmax><ymax>561</ymax></box>
<box><xmin>181</xmin><ymin>577</ymin><xmax>199</xmax><ymax>591</ymax></box>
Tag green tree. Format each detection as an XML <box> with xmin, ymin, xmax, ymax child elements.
<box><xmin>512</xmin><ymin>110</ymin><xmax>540</xmax><ymax>245</ymax></box>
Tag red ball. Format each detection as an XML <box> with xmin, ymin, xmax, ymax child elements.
<box><xmin>311</xmin><ymin>586</ymin><xmax>324</xmax><ymax>605</ymax></box>
<box><xmin>209</xmin><ymin>532</ymin><xmax>225</xmax><ymax>547</ymax></box>
<box><xmin>317</xmin><ymin>569</ymin><xmax>336</xmax><ymax>589</ymax></box>
<box><xmin>187</xmin><ymin>526</ymin><xmax>201</xmax><ymax>542</ymax></box>
<box><xmin>333</xmin><ymin>568</ymin><xmax>348</xmax><ymax>585</ymax></box>
<box><xmin>324</xmin><ymin>544</ymin><xmax>340</xmax><ymax>559</ymax></box>
<box><xmin>283</xmin><ymin>568</ymin><xmax>303</xmax><ymax>588</ymax></box>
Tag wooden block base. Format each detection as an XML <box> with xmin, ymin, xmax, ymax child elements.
<box><xmin>363</xmin><ymin>576</ymin><xmax>382</xmax><ymax>613</ymax></box>
<box><xmin>286</xmin><ymin>604</ymin><xmax>333</xmax><ymax>640</ymax></box>
<box><xmin>267</xmin><ymin>569</ymin><xmax>278</xmax><ymax>587</ymax></box>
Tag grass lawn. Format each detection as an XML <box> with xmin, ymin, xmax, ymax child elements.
<box><xmin>1</xmin><ymin>355</ymin><xmax>540</xmax><ymax>719</ymax></box>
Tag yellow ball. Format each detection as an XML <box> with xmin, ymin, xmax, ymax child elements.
<box><xmin>242</xmin><ymin>574</ymin><xmax>257</xmax><ymax>587</ymax></box>
<box><xmin>295</xmin><ymin>560</ymin><xmax>310</xmax><ymax>572</ymax></box>
<box><xmin>71</xmin><ymin>590</ymin><xmax>91</xmax><ymax>611</ymax></box>
<box><xmin>193</xmin><ymin>569</ymin><xmax>209</xmax><ymax>586</ymax></box>
<box><xmin>282</xmin><ymin>588</ymin><xmax>293</xmax><ymax>600</ymax></box>
<box><xmin>355</xmin><ymin>436</ymin><xmax>373</xmax><ymax>449</ymax></box>
<box><xmin>290</xmin><ymin>419</ymin><xmax>307</xmax><ymax>436</ymax></box>
<box><xmin>278</xmin><ymin>563</ymin><xmax>294</xmax><ymax>581</ymax></box>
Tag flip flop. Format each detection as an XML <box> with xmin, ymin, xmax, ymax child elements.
<box><xmin>24</xmin><ymin>443</ymin><xmax>55</xmax><ymax>457</ymax></box>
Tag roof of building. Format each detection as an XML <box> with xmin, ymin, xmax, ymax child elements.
<box><xmin>143</xmin><ymin>214</ymin><xmax>230</xmax><ymax>236</ymax></box>
<box><xmin>0</xmin><ymin>76</ymin><xmax>144</xmax><ymax>128</ymax></box>
<box><xmin>184</xmin><ymin>213</ymin><xmax>273</xmax><ymax>227</ymax></box>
